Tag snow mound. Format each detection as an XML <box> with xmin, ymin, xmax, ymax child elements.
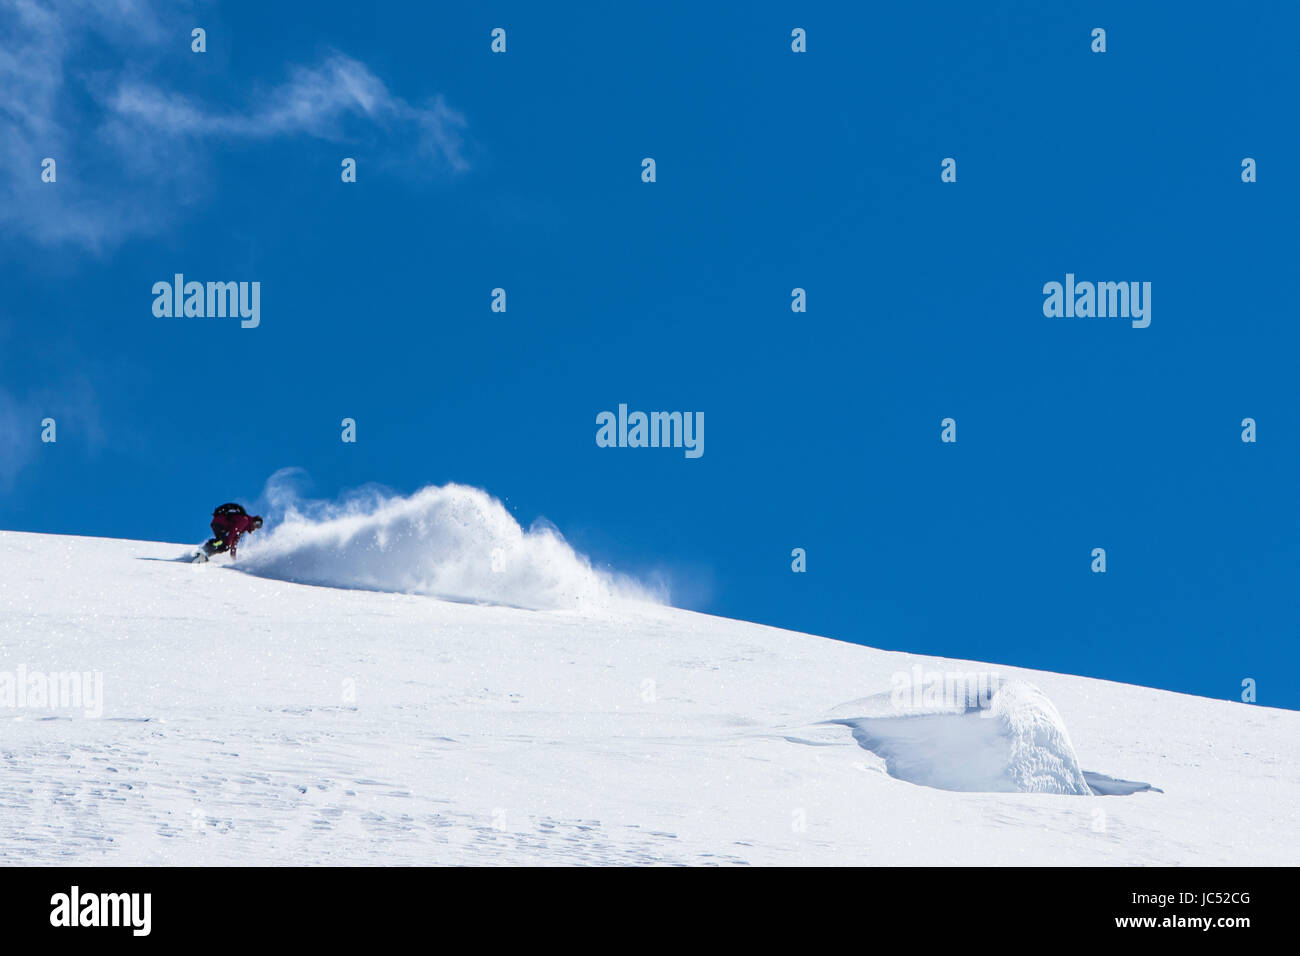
<box><xmin>836</xmin><ymin>680</ymin><xmax>1093</xmax><ymax>795</ymax></box>
<box><xmin>235</xmin><ymin>482</ymin><xmax>660</xmax><ymax>610</ymax></box>
<box><xmin>988</xmin><ymin>681</ymin><xmax>1092</xmax><ymax>795</ymax></box>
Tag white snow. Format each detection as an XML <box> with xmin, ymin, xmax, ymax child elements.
<box><xmin>0</xmin><ymin>526</ymin><xmax>1296</xmax><ymax>865</ymax></box>
<box><xmin>836</xmin><ymin>680</ymin><xmax>1094</xmax><ymax>796</ymax></box>
<box><xmin>238</xmin><ymin>481</ymin><xmax>659</xmax><ymax>609</ymax></box>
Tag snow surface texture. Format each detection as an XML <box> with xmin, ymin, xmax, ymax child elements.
<box><xmin>0</xmin><ymin>524</ymin><xmax>1296</xmax><ymax>865</ymax></box>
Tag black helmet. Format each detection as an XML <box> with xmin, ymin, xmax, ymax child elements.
<box><xmin>250</xmin><ymin>516</ymin><xmax>264</xmax><ymax>530</ymax></box>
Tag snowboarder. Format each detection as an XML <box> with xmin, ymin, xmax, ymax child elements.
<box><xmin>194</xmin><ymin>502</ymin><xmax>263</xmax><ymax>562</ymax></box>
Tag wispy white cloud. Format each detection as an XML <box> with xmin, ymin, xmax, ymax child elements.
<box><xmin>0</xmin><ymin>0</ymin><xmax>469</xmax><ymax>250</ymax></box>
<box><xmin>104</xmin><ymin>55</ymin><xmax>467</xmax><ymax>166</ymax></box>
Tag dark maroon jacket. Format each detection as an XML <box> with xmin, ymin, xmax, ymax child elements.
<box><xmin>210</xmin><ymin>511</ymin><xmax>260</xmax><ymax>557</ymax></box>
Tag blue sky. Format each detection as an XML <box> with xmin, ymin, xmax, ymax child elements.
<box><xmin>2</xmin><ymin>1</ymin><xmax>1297</xmax><ymax>709</ymax></box>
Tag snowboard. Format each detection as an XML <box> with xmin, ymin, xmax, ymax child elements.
<box><xmin>190</xmin><ymin>539</ymin><xmax>227</xmax><ymax>563</ymax></box>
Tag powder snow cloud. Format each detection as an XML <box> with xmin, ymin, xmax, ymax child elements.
<box><xmin>235</xmin><ymin>472</ymin><xmax>664</xmax><ymax>611</ymax></box>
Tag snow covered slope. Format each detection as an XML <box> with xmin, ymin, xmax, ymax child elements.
<box><xmin>1</xmin><ymin>529</ymin><xmax>1296</xmax><ymax>865</ymax></box>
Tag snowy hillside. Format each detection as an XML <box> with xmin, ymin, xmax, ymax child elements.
<box><xmin>1</xmin><ymin>510</ymin><xmax>1296</xmax><ymax>864</ymax></box>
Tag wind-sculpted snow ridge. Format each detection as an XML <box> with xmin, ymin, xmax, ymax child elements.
<box><xmin>988</xmin><ymin>681</ymin><xmax>1092</xmax><ymax>795</ymax></box>
<box><xmin>235</xmin><ymin>482</ymin><xmax>662</xmax><ymax>610</ymax></box>
<box><xmin>835</xmin><ymin>680</ymin><xmax>1093</xmax><ymax>795</ymax></box>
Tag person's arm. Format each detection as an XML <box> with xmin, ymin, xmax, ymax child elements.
<box><xmin>228</xmin><ymin>517</ymin><xmax>248</xmax><ymax>558</ymax></box>
<box><xmin>229</xmin><ymin>515</ymin><xmax>262</xmax><ymax>558</ymax></box>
